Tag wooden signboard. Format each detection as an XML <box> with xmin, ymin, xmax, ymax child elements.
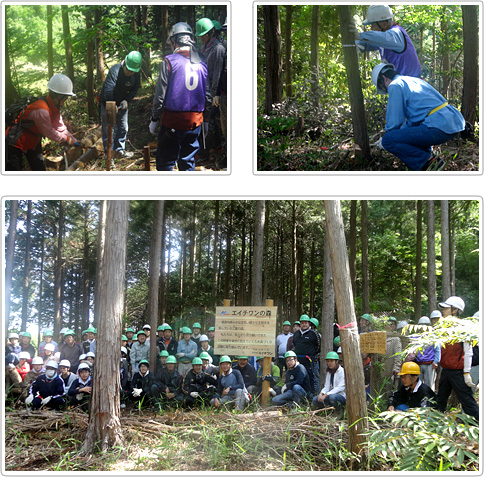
<box><xmin>214</xmin><ymin>306</ymin><xmax>278</xmax><ymax>357</ymax></box>
<box><xmin>360</xmin><ymin>331</ymin><xmax>387</xmax><ymax>355</ymax></box>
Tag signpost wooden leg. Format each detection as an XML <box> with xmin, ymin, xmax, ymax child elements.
<box><xmin>105</xmin><ymin>101</ymin><xmax>117</xmax><ymax>171</ymax></box>
<box><xmin>261</xmin><ymin>299</ymin><xmax>274</xmax><ymax>407</ymax></box>
<box><xmin>143</xmin><ymin>145</ymin><xmax>151</xmax><ymax>171</ymax></box>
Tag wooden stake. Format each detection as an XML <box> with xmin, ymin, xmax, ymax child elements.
<box><xmin>105</xmin><ymin>101</ymin><xmax>117</xmax><ymax>171</ymax></box>
<box><xmin>143</xmin><ymin>145</ymin><xmax>151</xmax><ymax>171</ymax></box>
<box><xmin>261</xmin><ymin>299</ymin><xmax>274</xmax><ymax>407</ymax></box>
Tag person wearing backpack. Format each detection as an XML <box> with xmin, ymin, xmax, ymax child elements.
<box><xmin>5</xmin><ymin>74</ymin><xmax>79</xmax><ymax>171</ymax></box>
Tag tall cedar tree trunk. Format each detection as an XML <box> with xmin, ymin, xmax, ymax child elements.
<box><xmin>80</xmin><ymin>201</ymin><xmax>129</xmax><ymax>455</ymax></box>
<box><xmin>190</xmin><ymin>202</ymin><xmax>197</xmax><ymax>282</ymax></box>
<box><xmin>440</xmin><ymin>12</ymin><xmax>450</xmax><ymax>97</ymax></box>
<box><xmin>21</xmin><ymin>201</ymin><xmax>32</xmax><ymax>332</ymax></box>
<box><xmin>95</xmin><ymin>7</ymin><xmax>105</xmax><ymax>84</ymax></box>
<box><xmin>291</xmin><ymin>201</ymin><xmax>298</xmax><ymax>319</ymax></box>
<box><xmin>47</xmin><ymin>6</ymin><xmax>54</xmax><ymax>79</ymax></box>
<box><xmin>82</xmin><ymin>203</ymin><xmax>91</xmax><ymax>331</ymax></box>
<box><xmin>252</xmin><ymin>201</ymin><xmax>265</xmax><ymax>306</ymax></box>
<box><xmin>61</xmin><ymin>6</ymin><xmax>75</xmax><ymax>84</ymax></box>
<box><xmin>239</xmin><ymin>220</ymin><xmax>247</xmax><ymax>304</ymax></box>
<box><xmin>450</xmin><ymin>205</ymin><xmax>456</xmax><ymax>295</ymax></box>
<box><xmin>337</xmin><ymin>6</ymin><xmax>371</xmax><ymax>159</ymax></box>
<box><xmin>161</xmin><ymin>6</ymin><xmax>170</xmax><ymax>55</ymax></box>
<box><xmin>309</xmin><ymin>240</ymin><xmax>315</xmax><ymax>317</ymax></box>
<box><xmin>37</xmin><ymin>202</ymin><xmax>46</xmax><ymax>345</ymax></box>
<box><xmin>360</xmin><ymin>201</ymin><xmax>370</xmax><ymax>314</ymax></box>
<box><xmin>461</xmin><ymin>6</ymin><xmax>478</xmax><ymax>124</ymax></box>
<box><xmin>53</xmin><ymin>201</ymin><xmax>64</xmax><ymax>338</ymax></box>
<box><xmin>349</xmin><ymin>201</ymin><xmax>357</xmax><ymax>296</ymax></box>
<box><xmin>224</xmin><ymin>202</ymin><xmax>233</xmax><ymax>299</ymax></box>
<box><xmin>297</xmin><ymin>243</ymin><xmax>304</xmax><ymax>314</ymax></box>
<box><xmin>262</xmin><ymin>202</ymin><xmax>270</xmax><ymax>301</ymax></box>
<box><xmin>321</xmin><ymin>220</ymin><xmax>335</xmax><ymax>377</ymax></box>
<box><xmin>141</xmin><ymin>6</ymin><xmax>151</xmax><ymax>81</ymax></box>
<box><xmin>5</xmin><ymin>200</ymin><xmax>19</xmax><ymax>334</ymax></box>
<box><xmin>310</xmin><ymin>6</ymin><xmax>320</xmax><ymax>104</ymax></box>
<box><xmin>441</xmin><ymin>200</ymin><xmax>451</xmax><ymax>300</ymax></box>
<box><xmin>159</xmin><ymin>211</ymin><xmax>167</xmax><ymax>323</ymax></box>
<box><xmin>5</xmin><ymin>26</ymin><xmax>19</xmax><ymax>105</ymax></box>
<box><xmin>180</xmin><ymin>228</ymin><xmax>186</xmax><ymax>299</ymax></box>
<box><xmin>187</xmin><ymin>6</ymin><xmax>196</xmax><ymax>35</ymax></box>
<box><xmin>426</xmin><ymin>201</ymin><xmax>437</xmax><ymax>313</ymax></box>
<box><xmin>213</xmin><ymin>202</ymin><xmax>219</xmax><ymax>299</ymax></box>
<box><xmin>415</xmin><ymin>201</ymin><xmax>422</xmax><ymax>319</ymax></box>
<box><xmin>85</xmin><ymin>8</ymin><xmax>97</xmax><ymax>119</ymax></box>
<box><xmin>148</xmin><ymin>201</ymin><xmax>165</xmax><ymax>368</ymax></box>
<box><xmin>93</xmin><ymin>200</ymin><xmax>107</xmax><ymax>326</ymax></box>
<box><xmin>284</xmin><ymin>6</ymin><xmax>293</xmax><ymax>98</ymax></box>
<box><xmin>263</xmin><ymin>6</ymin><xmax>283</xmax><ymax>114</ymax></box>
<box><xmin>324</xmin><ymin>200</ymin><xmax>368</xmax><ymax>458</ymax></box>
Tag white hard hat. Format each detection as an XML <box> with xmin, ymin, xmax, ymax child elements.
<box><xmin>396</xmin><ymin>320</ymin><xmax>409</xmax><ymax>331</ymax></box>
<box><xmin>19</xmin><ymin>351</ymin><xmax>31</xmax><ymax>359</ymax></box>
<box><xmin>430</xmin><ymin>310</ymin><xmax>442</xmax><ymax>319</ymax></box>
<box><xmin>45</xmin><ymin>343</ymin><xmax>56</xmax><ymax>352</ymax></box>
<box><xmin>439</xmin><ymin>296</ymin><xmax>465</xmax><ymax>312</ymax></box>
<box><xmin>79</xmin><ymin>354</ymin><xmax>87</xmax><ymax>361</ymax></box>
<box><xmin>59</xmin><ymin>359</ymin><xmax>71</xmax><ymax>367</ymax></box>
<box><xmin>473</xmin><ymin>311</ymin><xmax>480</xmax><ymax>318</ymax></box>
<box><xmin>78</xmin><ymin>362</ymin><xmax>91</xmax><ymax>372</ymax></box>
<box><xmin>337</xmin><ymin>347</ymin><xmax>342</xmax><ymax>353</ymax></box>
<box><xmin>363</xmin><ymin>5</ymin><xmax>393</xmax><ymax>25</ymax></box>
<box><xmin>199</xmin><ymin>334</ymin><xmax>209</xmax><ymax>342</ymax></box>
<box><xmin>372</xmin><ymin>63</ymin><xmax>395</xmax><ymax>94</ymax></box>
<box><xmin>32</xmin><ymin>357</ymin><xmax>44</xmax><ymax>365</ymax></box>
<box><xmin>143</xmin><ymin>324</ymin><xmax>151</xmax><ymax>329</ymax></box>
<box><xmin>47</xmin><ymin>74</ymin><xmax>76</xmax><ymax>96</ymax></box>
<box><xmin>86</xmin><ymin>352</ymin><xmax>95</xmax><ymax>358</ymax></box>
<box><xmin>121</xmin><ymin>346</ymin><xmax>127</xmax><ymax>354</ymax></box>
<box><xmin>8</xmin><ymin>332</ymin><xmax>19</xmax><ymax>339</ymax></box>
<box><xmin>60</xmin><ymin>327</ymin><xmax>69</xmax><ymax>334</ymax></box>
<box><xmin>45</xmin><ymin>360</ymin><xmax>59</xmax><ymax>369</ymax></box>
<box><xmin>418</xmin><ymin>316</ymin><xmax>431</xmax><ymax>325</ymax></box>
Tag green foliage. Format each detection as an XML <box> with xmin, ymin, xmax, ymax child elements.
<box><xmin>367</xmin><ymin>408</ymin><xmax>479</xmax><ymax>471</ymax></box>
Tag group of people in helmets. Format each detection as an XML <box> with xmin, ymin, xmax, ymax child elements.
<box><xmin>6</xmin><ymin>17</ymin><xmax>226</xmax><ymax>172</ymax></box>
<box><xmin>351</xmin><ymin>5</ymin><xmax>466</xmax><ymax>171</ymax></box>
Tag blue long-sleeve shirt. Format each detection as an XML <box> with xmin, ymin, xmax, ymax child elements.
<box><xmin>385</xmin><ymin>75</ymin><xmax>465</xmax><ymax>134</ymax></box>
<box><xmin>176</xmin><ymin>339</ymin><xmax>198</xmax><ymax>364</ymax></box>
<box><xmin>216</xmin><ymin>368</ymin><xmax>246</xmax><ymax>398</ymax></box>
<box><xmin>357</xmin><ymin>28</ymin><xmax>405</xmax><ymax>53</ymax></box>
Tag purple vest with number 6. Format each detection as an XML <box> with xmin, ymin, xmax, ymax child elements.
<box><xmin>165</xmin><ymin>54</ymin><xmax>207</xmax><ymax>112</ymax></box>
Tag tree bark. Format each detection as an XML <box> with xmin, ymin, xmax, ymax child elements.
<box><xmin>53</xmin><ymin>201</ymin><xmax>64</xmax><ymax>338</ymax></box>
<box><xmin>321</xmin><ymin>220</ymin><xmax>335</xmax><ymax>370</ymax></box>
<box><xmin>47</xmin><ymin>6</ymin><xmax>54</xmax><ymax>79</ymax></box>
<box><xmin>82</xmin><ymin>203</ymin><xmax>91</xmax><ymax>331</ymax></box>
<box><xmin>461</xmin><ymin>6</ymin><xmax>478</xmax><ymax>124</ymax></box>
<box><xmin>21</xmin><ymin>201</ymin><xmax>32</xmax><ymax>332</ymax></box>
<box><xmin>93</xmin><ymin>200</ymin><xmax>107</xmax><ymax>327</ymax></box>
<box><xmin>349</xmin><ymin>201</ymin><xmax>357</xmax><ymax>296</ymax></box>
<box><xmin>441</xmin><ymin>200</ymin><xmax>451</xmax><ymax>300</ymax></box>
<box><xmin>224</xmin><ymin>202</ymin><xmax>233</xmax><ymax>299</ymax></box>
<box><xmin>426</xmin><ymin>201</ymin><xmax>437</xmax><ymax>313</ymax></box>
<box><xmin>94</xmin><ymin>7</ymin><xmax>105</xmax><ymax>84</ymax></box>
<box><xmin>291</xmin><ymin>201</ymin><xmax>298</xmax><ymax>319</ymax></box>
<box><xmin>284</xmin><ymin>5</ymin><xmax>293</xmax><ymax>98</ymax></box>
<box><xmin>80</xmin><ymin>201</ymin><xmax>129</xmax><ymax>455</ymax></box>
<box><xmin>5</xmin><ymin>200</ymin><xmax>19</xmax><ymax>334</ymax></box>
<box><xmin>5</xmin><ymin>22</ymin><xmax>19</xmax><ymax>105</ymax></box>
<box><xmin>148</xmin><ymin>201</ymin><xmax>165</xmax><ymax>368</ymax></box>
<box><xmin>415</xmin><ymin>201</ymin><xmax>423</xmax><ymax>320</ymax></box>
<box><xmin>324</xmin><ymin>200</ymin><xmax>368</xmax><ymax>457</ymax></box>
<box><xmin>263</xmin><ymin>6</ymin><xmax>283</xmax><ymax>114</ymax></box>
<box><xmin>252</xmin><ymin>201</ymin><xmax>265</xmax><ymax>306</ymax></box>
<box><xmin>61</xmin><ymin>6</ymin><xmax>75</xmax><ymax>84</ymax></box>
<box><xmin>337</xmin><ymin>6</ymin><xmax>371</xmax><ymax>159</ymax></box>
<box><xmin>310</xmin><ymin>5</ymin><xmax>320</xmax><ymax>104</ymax></box>
<box><xmin>85</xmin><ymin>8</ymin><xmax>97</xmax><ymax>119</ymax></box>
<box><xmin>213</xmin><ymin>201</ymin><xmax>220</xmax><ymax>299</ymax></box>
<box><xmin>361</xmin><ymin>200</ymin><xmax>370</xmax><ymax>314</ymax></box>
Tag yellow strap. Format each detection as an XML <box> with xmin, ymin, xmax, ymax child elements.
<box><xmin>428</xmin><ymin>102</ymin><xmax>448</xmax><ymax>116</ymax></box>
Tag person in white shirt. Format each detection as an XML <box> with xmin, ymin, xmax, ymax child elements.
<box><xmin>311</xmin><ymin>352</ymin><xmax>346</xmax><ymax>413</ymax></box>
<box><xmin>276</xmin><ymin>320</ymin><xmax>293</xmax><ymax>373</ymax></box>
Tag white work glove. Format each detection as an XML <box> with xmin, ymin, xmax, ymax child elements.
<box><xmin>76</xmin><ymin>393</ymin><xmax>83</xmax><ymax>401</ymax></box>
<box><xmin>25</xmin><ymin>394</ymin><xmax>34</xmax><ymax>405</ymax></box>
<box><xmin>372</xmin><ymin>137</ymin><xmax>385</xmax><ymax>150</ymax></box>
<box><xmin>356</xmin><ymin>42</ymin><xmax>366</xmax><ymax>52</ymax></box>
<box><xmin>464</xmin><ymin>373</ymin><xmax>476</xmax><ymax>388</ymax></box>
<box><xmin>281</xmin><ymin>385</ymin><xmax>287</xmax><ymax>394</ymax></box>
<box><xmin>120</xmin><ymin>100</ymin><xmax>128</xmax><ymax>110</ymax></box>
<box><xmin>176</xmin><ymin>353</ymin><xmax>185</xmax><ymax>358</ymax></box>
<box><xmin>190</xmin><ymin>392</ymin><xmax>199</xmax><ymax>398</ymax></box>
<box><xmin>149</xmin><ymin>119</ymin><xmax>159</xmax><ymax>135</ymax></box>
<box><xmin>132</xmin><ymin>388</ymin><xmax>142</xmax><ymax>397</ymax></box>
<box><xmin>7</xmin><ymin>362</ymin><xmax>15</xmax><ymax>369</ymax></box>
<box><xmin>213</xmin><ymin>96</ymin><xmax>220</xmax><ymax>107</ymax></box>
<box><xmin>269</xmin><ymin>388</ymin><xmax>276</xmax><ymax>397</ymax></box>
<box><xmin>41</xmin><ymin>396</ymin><xmax>52</xmax><ymax>406</ymax></box>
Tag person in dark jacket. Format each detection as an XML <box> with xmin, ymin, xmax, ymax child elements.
<box><xmin>182</xmin><ymin>357</ymin><xmax>217</xmax><ymax>406</ymax></box>
<box><xmin>157</xmin><ymin>325</ymin><xmax>178</xmax><ymax>356</ymax></box>
<box><xmin>271</xmin><ymin>351</ymin><xmax>311</xmax><ymax>408</ymax></box>
<box><xmin>59</xmin><ymin>330</ymin><xmax>83</xmax><ymax>374</ymax></box>
<box><xmin>68</xmin><ymin>362</ymin><xmax>92</xmax><ymax>411</ymax></box>
<box><xmin>151</xmin><ymin>355</ymin><xmax>184</xmax><ymax>410</ymax></box>
<box><xmin>25</xmin><ymin>360</ymin><xmax>65</xmax><ymax>410</ymax></box>
<box><xmin>130</xmin><ymin>359</ymin><xmax>155</xmax><ymax>407</ymax></box>
<box><xmin>232</xmin><ymin>356</ymin><xmax>257</xmax><ymax>392</ymax></box>
<box><xmin>99</xmin><ymin>51</ymin><xmax>141</xmax><ymax>160</ymax></box>
<box><xmin>19</xmin><ymin>332</ymin><xmax>36</xmax><ymax>359</ymax></box>
<box><xmin>388</xmin><ymin>362</ymin><xmax>436</xmax><ymax>411</ymax></box>
<box><xmin>292</xmin><ymin>315</ymin><xmax>321</xmax><ymax>395</ymax></box>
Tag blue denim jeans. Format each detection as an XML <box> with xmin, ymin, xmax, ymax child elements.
<box><xmin>382</xmin><ymin>125</ymin><xmax>457</xmax><ymax>171</ymax></box>
<box><xmin>271</xmin><ymin>384</ymin><xmax>307</xmax><ymax>406</ymax></box>
<box><xmin>155</xmin><ymin>125</ymin><xmax>201</xmax><ymax>171</ymax></box>
<box><xmin>101</xmin><ymin>103</ymin><xmax>128</xmax><ymax>152</ymax></box>
<box><xmin>312</xmin><ymin>392</ymin><xmax>346</xmax><ymax>410</ymax></box>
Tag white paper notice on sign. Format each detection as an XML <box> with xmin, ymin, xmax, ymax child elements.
<box><xmin>214</xmin><ymin>306</ymin><xmax>278</xmax><ymax>357</ymax></box>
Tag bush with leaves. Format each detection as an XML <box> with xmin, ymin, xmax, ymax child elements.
<box><xmin>367</xmin><ymin>408</ymin><xmax>479</xmax><ymax>471</ymax></box>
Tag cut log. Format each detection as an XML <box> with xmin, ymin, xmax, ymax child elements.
<box><xmin>67</xmin><ymin>137</ymin><xmax>103</xmax><ymax>171</ymax></box>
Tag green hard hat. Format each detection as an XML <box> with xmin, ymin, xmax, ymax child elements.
<box><xmin>192</xmin><ymin>322</ymin><xmax>201</xmax><ymax>329</ymax></box>
<box><xmin>361</xmin><ymin>313</ymin><xmax>373</xmax><ymax>323</ymax></box>
<box><xmin>294</xmin><ymin>321</ymin><xmax>300</xmax><ymax>325</ymax></box>
<box><xmin>219</xmin><ymin>355</ymin><xmax>231</xmax><ymax>364</ymax></box>
<box><xmin>212</xmin><ymin>20</ymin><xmax>222</xmax><ymax>31</ymax></box>
<box><xmin>237</xmin><ymin>356</ymin><xmax>249</xmax><ymax>360</ymax></box>
<box><xmin>192</xmin><ymin>357</ymin><xmax>203</xmax><ymax>365</ymax></box>
<box><xmin>43</xmin><ymin>330</ymin><xmax>53</xmax><ymax>337</ymax></box>
<box><xmin>166</xmin><ymin>356</ymin><xmax>177</xmax><ymax>364</ymax></box>
<box><xmin>208</xmin><ymin>326</ymin><xmax>215</xmax><ymax>331</ymax></box>
<box><xmin>334</xmin><ymin>336</ymin><xmax>341</xmax><ymax>346</ymax></box>
<box><xmin>199</xmin><ymin>351</ymin><xmax>210</xmax><ymax>360</ymax></box>
<box><xmin>86</xmin><ymin>326</ymin><xmax>96</xmax><ymax>333</ymax></box>
<box><xmin>125</xmin><ymin>51</ymin><xmax>142</xmax><ymax>72</ymax></box>
<box><xmin>138</xmin><ymin>359</ymin><xmax>149</xmax><ymax>367</ymax></box>
<box><xmin>310</xmin><ymin>318</ymin><xmax>319</xmax><ymax>328</ymax></box>
<box><xmin>137</xmin><ymin>330</ymin><xmax>147</xmax><ymax>336</ymax></box>
<box><xmin>284</xmin><ymin>351</ymin><xmax>297</xmax><ymax>359</ymax></box>
<box><xmin>388</xmin><ymin>316</ymin><xmax>397</xmax><ymax>323</ymax></box>
<box><xmin>121</xmin><ymin>335</ymin><xmax>127</xmax><ymax>341</ymax></box>
<box><xmin>195</xmin><ymin>18</ymin><xmax>214</xmax><ymax>37</ymax></box>
<box><xmin>299</xmin><ymin>314</ymin><xmax>310</xmax><ymax>322</ymax></box>
<box><xmin>126</xmin><ymin>327</ymin><xmax>135</xmax><ymax>333</ymax></box>
<box><xmin>22</xmin><ymin>331</ymin><xmax>32</xmax><ymax>338</ymax></box>
<box><xmin>182</xmin><ymin>327</ymin><xmax>192</xmax><ymax>334</ymax></box>
<box><xmin>256</xmin><ymin>356</ymin><xmax>264</xmax><ymax>361</ymax></box>
<box><xmin>159</xmin><ymin>350</ymin><xmax>169</xmax><ymax>357</ymax></box>
<box><xmin>282</xmin><ymin>320</ymin><xmax>291</xmax><ymax>326</ymax></box>
<box><xmin>132</xmin><ymin>333</ymin><xmax>138</xmax><ymax>340</ymax></box>
<box><xmin>157</xmin><ymin>325</ymin><xmax>165</xmax><ymax>331</ymax></box>
<box><xmin>325</xmin><ymin>351</ymin><xmax>339</xmax><ymax>360</ymax></box>
<box><xmin>63</xmin><ymin>330</ymin><xmax>75</xmax><ymax>337</ymax></box>
<box><xmin>164</xmin><ymin>324</ymin><xmax>172</xmax><ymax>331</ymax></box>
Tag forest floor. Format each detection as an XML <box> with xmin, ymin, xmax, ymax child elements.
<box><xmin>40</xmin><ymin>83</ymin><xmax>227</xmax><ymax>172</ymax></box>
<box><xmin>257</xmin><ymin>99</ymin><xmax>479</xmax><ymax>172</ymax></box>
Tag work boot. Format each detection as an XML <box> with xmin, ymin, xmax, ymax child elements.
<box><xmin>423</xmin><ymin>156</ymin><xmax>445</xmax><ymax>171</ymax></box>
